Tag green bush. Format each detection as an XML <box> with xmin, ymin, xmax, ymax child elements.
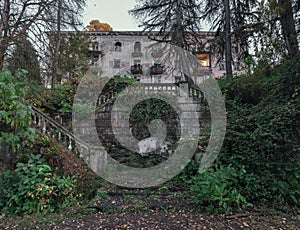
<box><xmin>174</xmin><ymin>160</ymin><xmax>199</xmax><ymax>184</ymax></box>
<box><xmin>0</xmin><ymin>154</ymin><xmax>76</xmax><ymax>215</ymax></box>
<box><xmin>42</xmin><ymin>82</ymin><xmax>77</xmax><ymax>116</ymax></box>
<box><xmin>0</xmin><ymin>70</ymin><xmax>36</xmax><ymax>153</ymax></box>
<box><xmin>216</xmin><ymin>54</ymin><xmax>300</xmax><ymax>208</ymax></box>
<box><xmin>191</xmin><ymin>166</ymin><xmax>250</xmax><ymax>214</ymax></box>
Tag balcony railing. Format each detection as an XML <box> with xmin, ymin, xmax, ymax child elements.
<box><xmin>150</xmin><ymin>63</ymin><xmax>164</xmax><ymax>75</ymax></box>
<box><xmin>131</xmin><ymin>64</ymin><xmax>143</xmax><ymax>75</ymax></box>
<box><xmin>88</xmin><ymin>50</ymin><xmax>102</xmax><ymax>58</ymax></box>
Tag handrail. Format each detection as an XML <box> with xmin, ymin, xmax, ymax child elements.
<box><xmin>31</xmin><ymin>106</ymin><xmax>91</xmax><ymax>159</ymax></box>
<box><xmin>32</xmin><ymin>106</ymin><xmax>75</xmax><ymax>139</ymax></box>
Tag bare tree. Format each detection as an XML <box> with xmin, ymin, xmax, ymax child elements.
<box><xmin>0</xmin><ymin>0</ymin><xmax>56</xmax><ymax>68</ymax></box>
<box><xmin>47</xmin><ymin>0</ymin><xmax>86</xmax><ymax>87</ymax></box>
<box><xmin>51</xmin><ymin>0</ymin><xmax>62</xmax><ymax>87</ymax></box>
<box><xmin>0</xmin><ymin>0</ymin><xmax>86</xmax><ymax>84</ymax></box>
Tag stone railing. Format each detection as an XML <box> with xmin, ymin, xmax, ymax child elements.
<box><xmin>31</xmin><ymin>106</ymin><xmax>90</xmax><ymax>159</ymax></box>
<box><xmin>188</xmin><ymin>83</ymin><xmax>204</xmax><ymax>100</ymax></box>
<box><xmin>97</xmin><ymin>82</ymin><xmax>203</xmax><ymax>107</ymax></box>
<box><xmin>126</xmin><ymin>83</ymin><xmax>178</xmax><ymax>95</ymax></box>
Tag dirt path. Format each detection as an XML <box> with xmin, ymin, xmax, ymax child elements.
<box><xmin>1</xmin><ymin>189</ymin><xmax>299</xmax><ymax>230</ymax></box>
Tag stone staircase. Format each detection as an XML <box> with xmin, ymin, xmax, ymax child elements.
<box><xmin>31</xmin><ymin>82</ymin><xmax>207</xmax><ymax>171</ymax></box>
<box><xmin>95</xmin><ymin>82</ymin><xmax>205</xmax><ymax>160</ymax></box>
<box><xmin>31</xmin><ymin>106</ymin><xmax>90</xmax><ymax>157</ymax></box>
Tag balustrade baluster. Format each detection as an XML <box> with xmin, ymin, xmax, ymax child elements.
<box><xmin>52</xmin><ymin>128</ymin><xmax>56</xmax><ymax>139</ymax></box>
<box><xmin>32</xmin><ymin>115</ymin><xmax>36</xmax><ymax>125</ymax></box>
<box><xmin>68</xmin><ymin>137</ymin><xmax>72</xmax><ymax>150</ymax></box>
<box><xmin>58</xmin><ymin>131</ymin><xmax>62</xmax><ymax>141</ymax></box>
<box><xmin>30</xmin><ymin>107</ymin><xmax>92</xmax><ymax>159</ymax></box>
<box><xmin>42</xmin><ymin>118</ymin><xmax>47</xmax><ymax>134</ymax></box>
<box><xmin>37</xmin><ymin>115</ymin><xmax>42</xmax><ymax>128</ymax></box>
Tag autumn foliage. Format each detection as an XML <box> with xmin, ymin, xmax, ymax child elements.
<box><xmin>87</xmin><ymin>20</ymin><xmax>113</xmax><ymax>32</ymax></box>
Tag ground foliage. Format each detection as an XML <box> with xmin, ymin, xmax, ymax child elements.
<box><xmin>211</xmin><ymin>54</ymin><xmax>300</xmax><ymax>209</ymax></box>
<box><xmin>0</xmin><ymin>154</ymin><xmax>76</xmax><ymax>216</ymax></box>
<box><xmin>0</xmin><ymin>187</ymin><xmax>299</xmax><ymax>229</ymax></box>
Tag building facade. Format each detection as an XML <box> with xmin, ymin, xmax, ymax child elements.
<box><xmin>87</xmin><ymin>31</ymin><xmax>244</xmax><ymax>84</ymax></box>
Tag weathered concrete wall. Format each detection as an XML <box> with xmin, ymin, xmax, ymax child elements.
<box><xmin>88</xmin><ymin>31</ymin><xmax>244</xmax><ymax>80</ymax></box>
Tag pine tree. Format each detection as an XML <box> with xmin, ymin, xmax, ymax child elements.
<box><xmin>58</xmin><ymin>32</ymin><xmax>90</xmax><ymax>81</ymax></box>
<box><xmin>129</xmin><ymin>0</ymin><xmax>202</xmax><ymax>50</ymax></box>
<box><xmin>8</xmin><ymin>38</ymin><xmax>41</xmax><ymax>83</ymax></box>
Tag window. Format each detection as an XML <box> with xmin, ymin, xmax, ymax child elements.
<box><xmin>134</xmin><ymin>42</ymin><xmax>141</xmax><ymax>53</ymax></box>
<box><xmin>232</xmin><ymin>43</ymin><xmax>239</xmax><ymax>53</ymax></box>
<box><xmin>93</xmin><ymin>42</ymin><xmax>99</xmax><ymax>51</ymax></box>
<box><xmin>233</xmin><ymin>61</ymin><xmax>241</xmax><ymax>71</ymax></box>
<box><xmin>113</xmin><ymin>59</ymin><xmax>121</xmax><ymax>68</ymax></box>
<box><xmin>115</xmin><ymin>42</ymin><xmax>122</xmax><ymax>51</ymax></box>
<box><xmin>219</xmin><ymin>61</ymin><xmax>225</xmax><ymax>70</ymax></box>
<box><xmin>196</xmin><ymin>53</ymin><xmax>210</xmax><ymax>67</ymax></box>
<box><xmin>133</xmin><ymin>59</ymin><xmax>141</xmax><ymax>65</ymax></box>
<box><xmin>92</xmin><ymin>58</ymin><xmax>98</xmax><ymax>66</ymax></box>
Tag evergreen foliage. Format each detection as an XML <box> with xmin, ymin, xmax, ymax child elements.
<box><xmin>191</xmin><ymin>54</ymin><xmax>300</xmax><ymax>213</ymax></box>
<box><xmin>58</xmin><ymin>33</ymin><xmax>90</xmax><ymax>82</ymax></box>
<box><xmin>0</xmin><ymin>70</ymin><xmax>36</xmax><ymax>163</ymax></box>
<box><xmin>129</xmin><ymin>0</ymin><xmax>202</xmax><ymax>49</ymax></box>
<box><xmin>8</xmin><ymin>38</ymin><xmax>41</xmax><ymax>84</ymax></box>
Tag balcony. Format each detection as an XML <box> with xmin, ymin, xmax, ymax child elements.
<box><xmin>88</xmin><ymin>50</ymin><xmax>102</xmax><ymax>58</ymax></box>
<box><xmin>150</xmin><ymin>63</ymin><xmax>163</xmax><ymax>75</ymax></box>
<box><xmin>174</xmin><ymin>75</ymin><xmax>183</xmax><ymax>83</ymax></box>
<box><xmin>131</xmin><ymin>64</ymin><xmax>143</xmax><ymax>75</ymax></box>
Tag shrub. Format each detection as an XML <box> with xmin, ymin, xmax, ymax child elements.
<box><xmin>216</xmin><ymin>54</ymin><xmax>300</xmax><ymax>208</ymax></box>
<box><xmin>0</xmin><ymin>70</ymin><xmax>36</xmax><ymax>154</ymax></box>
<box><xmin>190</xmin><ymin>166</ymin><xmax>250</xmax><ymax>214</ymax></box>
<box><xmin>0</xmin><ymin>154</ymin><xmax>76</xmax><ymax>215</ymax></box>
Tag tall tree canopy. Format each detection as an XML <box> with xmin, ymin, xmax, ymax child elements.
<box><xmin>129</xmin><ymin>0</ymin><xmax>202</xmax><ymax>50</ymax></box>
<box><xmin>7</xmin><ymin>38</ymin><xmax>41</xmax><ymax>84</ymax></box>
<box><xmin>0</xmin><ymin>0</ymin><xmax>86</xmax><ymax>76</ymax></box>
<box><xmin>199</xmin><ymin>0</ymin><xmax>258</xmax><ymax>78</ymax></box>
<box><xmin>130</xmin><ymin>0</ymin><xmax>299</xmax><ymax>79</ymax></box>
<box><xmin>58</xmin><ymin>32</ymin><xmax>90</xmax><ymax>81</ymax></box>
<box><xmin>87</xmin><ymin>20</ymin><xmax>113</xmax><ymax>32</ymax></box>
<box><xmin>201</xmin><ymin>0</ymin><xmax>299</xmax><ymax>59</ymax></box>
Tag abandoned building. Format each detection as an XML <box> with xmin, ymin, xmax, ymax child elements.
<box><xmin>86</xmin><ymin>31</ymin><xmax>244</xmax><ymax>84</ymax></box>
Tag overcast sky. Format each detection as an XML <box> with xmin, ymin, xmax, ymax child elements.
<box><xmin>83</xmin><ymin>0</ymin><xmax>140</xmax><ymax>31</ymax></box>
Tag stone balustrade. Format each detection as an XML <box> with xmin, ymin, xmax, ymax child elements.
<box><xmin>31</xmin><ymin>106</ymin><xmax>90</xmax><ymax>160</ymax></box>
<box><xmin>97</xmin><ymin>82</ymin><xmax>203</xmax><ymax>107</ymax></box>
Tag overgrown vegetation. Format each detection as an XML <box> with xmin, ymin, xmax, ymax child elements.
<box><xmin>1</xmin><ymin>54</ymin><xmax>299</xmax><ymax>220</ymax></box>
<box><xmin>0</xmin><ymin>70</ymin><xmax>36</xmax><ymax>167</ymax></box>
<box><xmin>0</xmin><ymin>154</ymin><xmax>76</xmax><ymax>215</ymax></box>
<box><xmin>191</xmin><ymin>166</ymin><xmax>250</xmax><ymax>214</ymax></box>
<box><xmin>189</xmin><ymin>54</ymin><xmax>300</xmax><ymax>213</ymax></box>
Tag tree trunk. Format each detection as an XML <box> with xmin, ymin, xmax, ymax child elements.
<box><xmin>224</xmin><ymin>0</ymin><xmax>233</xmax><ymax>80</ymax></box>
<box><xmin>172</xmin><ymin>0</ymin><xmax>185</xmax><ymax>48</ymax></box>
<box><xmin>0</xmin><ymin>0</ymin><xmax>10</xmax><ymax>69</ymax></box>
<box><xmin>278</xmin><ymin>0</ymin><xmax>298</xmax><ymax>57</ymax></box>
<box><xmin>52</xmin><ymin>0</ymin><xmax>62</xmax><ymax>88</ymax></box>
